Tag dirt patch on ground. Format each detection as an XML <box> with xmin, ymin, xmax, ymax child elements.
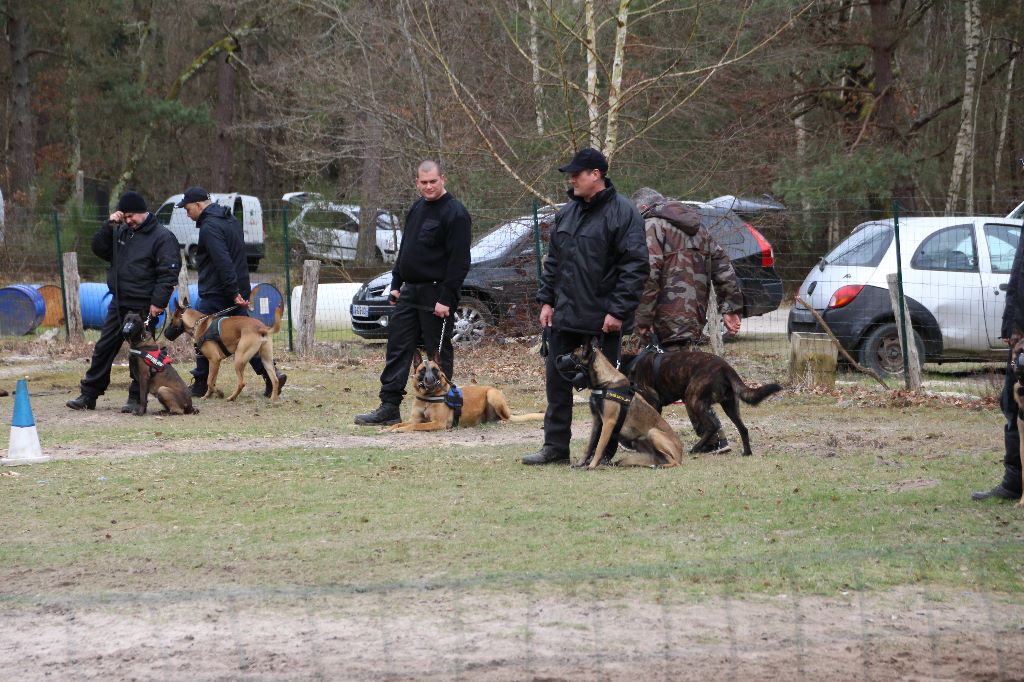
<box><xmin>2</xmin><ymin>586</ymin><xmax>1022</xmax><ymax>680</ymax></box>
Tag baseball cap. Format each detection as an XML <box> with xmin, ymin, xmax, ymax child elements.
<box><xmin>558</xmin><ymin>148</ymin><xmax>609</xmax><ymax>174</ymax></box>
<box><xmin>175</xmin><ymin>186</ymin><xmax>210</xmax><ymax>208</ymax></box>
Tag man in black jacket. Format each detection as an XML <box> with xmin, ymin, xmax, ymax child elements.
<box><xmin>972</xmin><ymin>226</ymin><xmax>1024</xmax><ymax>501</ymax></box>
<box><xmin>354</xmin><ymin>160</ymin><xmax>472</xmax><ymax>425</ymax></box>
<box><xmin>177</xmin><ymin>186</ymin><xmax>286</xmax><ymax>398</ymax></box>
<box><xmin>67</xmin><ymin>191</ymin><xmax>181</xmax><ymax>412</ymax></box>
<box><xmin>521</xmin><ymin>148</ymin><xmax>649</xmax><ymax>465</ymax></box>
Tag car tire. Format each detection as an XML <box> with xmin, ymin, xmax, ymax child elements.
<box><xmin>451</xmin><ymin>296</ymin><xmax>491</xmax><ymax>346</ymax></box>
<box><xmin>859</xmin><ymin>322</ymin><xmax>925</xmax><ymax>378</ymax></box>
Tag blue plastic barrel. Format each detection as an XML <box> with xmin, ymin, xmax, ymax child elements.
<box><xmin>79</xmin><ymin>282</ymin><xmax>113</xmax><ymax>329</ymax></box>
<box><xmin>166</xmin><ymin>284</ymin><xmax>201</xmax><ymax>317</ymax></box>
<box><xmin>249</xmin><ymin>283</ymin><xmax>283</xmax><ymax>327</ymax></box>
<box><xmin>0</xmin><ymin>284</ymin><xmax>46</xmax><ymax>336</ymax></box>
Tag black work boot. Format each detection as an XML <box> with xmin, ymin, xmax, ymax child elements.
<box><xmin>66</xmin><ymin>394</ymin><xmax>96</xmax><ymax>410</ymax></box>
<box><xmin>190</xmin><ymin>378</ymin><xmax>208</xmax><ymax>398</ymax></box>
<box><xmin>521</xmin><ymin>448</ymin><xmax>571</xmax><ymax>465</ymax></box>
<box><xmin>971</xmin><ymin>480</ymin><xmax>1022</xmax><ymax>501</ymax></box>
<box><xmin>264</xmin><ymin>371</ymin><xmax>287</xmax><ymax>398</ymax></box>
<box><xmin>121</xmin><ymin>398</ymin><xmax>140</xmax><ymax>414</ymax></box>
<box><xmin>693</xmin><ymin>431</ymin><xmax>731</xmax><ymax>454</ymax></box>
<box><xmin>354</xmin><ymin>403</ymin><xmax>401</xmax><ymax>426</ymax></box>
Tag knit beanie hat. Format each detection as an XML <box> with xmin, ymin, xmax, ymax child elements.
<box><xmin>117</xmin><ymin>191</ymin><xmax>148</xmax><ymax>214</ymax></box>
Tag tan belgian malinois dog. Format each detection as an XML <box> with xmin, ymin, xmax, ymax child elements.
<box><xmin>385</xmin><ymin>350</ymin><xmax>544</xmax><ymax>432</ymax></box>
<box><xmin>122</xmin><ymin>312</ymin><xmax>197</xmax><ymax>416</ymax></box>
<box><xmin>1012</xmin><ymin>339</ymin><xmax>1024</xmax><ymax>507</ymax></box>
<box><xmin>167</xmin><ymin>297</ymin><xmax>283</xmax><ymax>401</ymax></box>
<box><xmin>559</xmin><ymin>340</ymin><xmax>684</xmax><ymax>468</ymax></box>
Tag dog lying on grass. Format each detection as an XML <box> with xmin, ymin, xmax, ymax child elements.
<box><xmin>385</xmin><ymin>351</ymin><xmax>544</xmax><ymax>432</ymax></box>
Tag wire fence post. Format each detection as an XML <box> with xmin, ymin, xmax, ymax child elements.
<box><xmin>52</xmin><ymin>212</ymin><xmax>70</xmax><ymax>341</ymax></box>
<box><xmin>892</xmin><ymin>199</ymin><xmax>913</xmax><ymax>388</ymax></box>
<box><xmin>283</xmin><ymin>205</ymin><xmax>294</xmax><ymax>352</ymax></box>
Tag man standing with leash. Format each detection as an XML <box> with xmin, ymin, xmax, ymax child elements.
<box><xmin>176</xmin><ymin>186</ymin><xmax>286</xmax><ymax>398</ymax></box>
<box><xmin>521</xmin><ymin>148</ymin><xmax>648</xmax><ymax>465</ymax></box>
<box><xmin>355</xmin><ymin>160</ymin><xmax>472</xmax><ymax>426</ymax></box>
<box><xmin>67</xmin><ymin>191</ymin><xmax>180</xmax><ymax>413</ymax></box>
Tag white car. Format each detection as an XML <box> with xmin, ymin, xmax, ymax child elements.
<box><xmin>789</xmin><ymin>215</ymin><xmax>1023</xmax><ymax>376</ymax></box>
<box><xmin>285</xmin><ymin>196</ymin><xmax>402</xmax><ymax>263</ymax></box>
<box><xmin>155</xmin><ymin>193</ymin><xmax>265</xmax><ymax>272</ymax></box>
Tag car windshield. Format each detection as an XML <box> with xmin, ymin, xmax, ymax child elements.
<box><xmin>824</xmin><ymin>221</ymin><xmax>894</xmax><ymax>267</ymax></box>
<box><xmin>470</xmin><ymin>219</ymin><xmax>532</xmax><ymax>263</ymax></box>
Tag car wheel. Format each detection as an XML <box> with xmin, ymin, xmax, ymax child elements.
<box><xmin>859</xmin><ymin>322</ymin><xmax>925</xmax><ymax>378</ymax></box>
<box><xmin>186</xmin><ymin>245</ymin><xmax>200</xmax><ymax>269</ymax></box>
<box><xmin>451</xmin><ymin>297</ymin><xmax>491</xmax><ymax>346</ymax></box>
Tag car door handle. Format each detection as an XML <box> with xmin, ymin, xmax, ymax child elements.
<box><xmin>999</xmin><ymin>283</ymin><xmax>1009</xmax><ymax>291</ymax></box>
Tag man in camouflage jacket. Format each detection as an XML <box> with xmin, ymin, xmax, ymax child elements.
<box><xmin>632</xmin><ymin>187</ymin><xmax>743</xmax><ymax>346</ymax></box>
<box><xmin>630</xmin><ymin>187</ymin><xmax>743</xmax><ymax>453</ymax></box>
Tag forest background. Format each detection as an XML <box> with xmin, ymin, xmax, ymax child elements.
<box><xmin>1</xmin><ymin>0</ymin><xmax>1023</xmax><ymax>267</ymax></box>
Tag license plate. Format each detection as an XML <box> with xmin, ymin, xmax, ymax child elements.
<box><xmin>352</xmin><ymin>305</ymin><xmax>369</xmax><ymax>317</ymax></box>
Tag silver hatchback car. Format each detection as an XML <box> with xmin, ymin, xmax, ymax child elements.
<box><xmin>788</xmin><ymin>215</ymin><xmax>1023</xmax><ymax>376</ymax></box>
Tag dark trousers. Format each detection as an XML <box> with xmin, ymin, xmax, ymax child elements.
<box><xmin>378</xmin><ymin>298</ymin><xmax>454</xmax><ymax>405</ymax></box>
<box><xmin>999</xmin><ymin>353</ymin><xmax>1024</xmax><ymax>492</ymax></box>
<box><xmin>190</xmin><ymin>301</ymin><xmax>267</xmax><ymax>381</ymax></box>
<box><xmin>79</xmin><ymin>303</ymin><xmax>140</xmax><ymax>401</ymax></box>
<box><xmin>542</xmin><ymin>329</ymin><xmax>622</xmax><ymax>455</ymax></box>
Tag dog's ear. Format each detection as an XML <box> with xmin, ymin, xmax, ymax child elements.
<box><xmin>412</xmin><ymin>348</ymin><xmax>423</xmax><ymax>369</ymax></box>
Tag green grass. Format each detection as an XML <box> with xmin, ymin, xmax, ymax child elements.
<box><xmin>1</xmin><ymin>336</ymin><xmax>1021</xmax><ymax>602</ymax></box>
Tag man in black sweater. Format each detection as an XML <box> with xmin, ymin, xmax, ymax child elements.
<box><xmin>355</xmin><ymin>160</ymin><xmax>472</xmax><ymax>425</ymax></box>
<box><xmin>177</xmin><ymin>186</ymin><xmax>286</xmax><ymax>398</ymax></box>
<box><xmin>67</xmin><ymin>191</ymin><xmax>181</xmax><ymax>412</ymax></box>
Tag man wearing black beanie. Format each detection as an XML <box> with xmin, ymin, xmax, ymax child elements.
<box><xmin>67</xmin><ymin>191</ymin><xmax>181</xmax><ymax>413</ymax></box>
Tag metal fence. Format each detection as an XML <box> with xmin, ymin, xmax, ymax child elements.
<box><xmin>0</xmin><ymin>197</ymin><xmax>1021</xmax><ymax>395</ymax></box>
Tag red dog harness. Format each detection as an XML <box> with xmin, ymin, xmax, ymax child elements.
<box><xmin>129</xmin><ymin>347</ymin><xmax>174</xmax><ymax>373</ymax></box>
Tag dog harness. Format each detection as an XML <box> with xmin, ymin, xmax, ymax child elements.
<box><xmin>196</xmin><ymin>316</ymin><xmax>234</xmax><ymax>357</ymax></box>
<box><xmin>589</xmin><ymin>385</ymin><xmax>635</xmax><ymax>447</ymax></box>
<box><xmin>419</xmin><ymin>384</ymin><xmax>464</xmax><ymax>427</ymax></box>
<box><xmin>129</xmin><ymin>347</ymin><xmax>174</xmax><ymax>374</ymax></box>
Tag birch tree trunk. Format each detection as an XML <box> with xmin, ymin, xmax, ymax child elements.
<box><xmin>526</xmin><ymin>0</ymin><xmax>544</xmax><ymax>136</ymax></box>
<box><xmin>584</xmin><ymin>0</ymin><xmax>600</xmax><ymax>147</ymax></box>
<box><xmin>945</xmin><ymin>0</ymin><xmax>981</xmax><ymax>214</ymax></box>
<box><xmin>601</xmin><ymin>0</ymin><xmax>631</xmax><ymax>160</ymax></box>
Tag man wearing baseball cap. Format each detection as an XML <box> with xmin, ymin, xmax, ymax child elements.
<box><xmin>521</xmin><ymin>147</ymin><xmax>648</xmax><ymax>466</ymax></box>
<box><xmin>67</xmin><ymin>191</ymin><xmax>181</xmax><ymax>413</ymax></box>
<box><xmin>176</xmin><ymin>186</ymin><xmax>286</xmax><ymax>398</ymax></box>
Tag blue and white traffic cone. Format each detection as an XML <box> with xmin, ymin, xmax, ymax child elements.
<box><xmin>4</xmin><ymin>378</ymin><xmax>49</xmax><ymax>465</ymax></box>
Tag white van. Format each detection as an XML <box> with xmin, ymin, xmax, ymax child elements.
<box><xmin>155</xmin><ymin>193</ymin><xmax>265</xmax><ymax>272</ymax></box>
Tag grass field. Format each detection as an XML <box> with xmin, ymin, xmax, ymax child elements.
<box><xmin>1</xmin><ymin>333</ymin><xmax>1022</xmax><ymax>680</ymax></box>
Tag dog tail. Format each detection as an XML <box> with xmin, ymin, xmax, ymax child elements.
<box><xmin>736</xmin><ymin>381</ymin><xmax>783</xmax><ymax>406</ymax></box>
<box><xmin>270</xmin><ymin>303</ymin><xmax>284</xmax><ymax>334</ymax></box>
<box><xmin>507</xmin><ymin>412</ymin><xmax>545</xmax><ymax>422</ymax></box>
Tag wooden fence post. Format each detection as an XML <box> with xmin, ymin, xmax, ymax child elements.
<box><xmin>788</xmin><ymin>332</ymin><xmax>837</xmax><ymax>387</ymax></box>
<box><xmin>298</xmin><ymin>259</ymin><xmax>320</xmax><ymax>356</ymax></box>
<box><xmin>886</xmin><ymin>273</ymin><xmax>922</xmax><ymax>390</ymax></box>
<box><xmin>62</xmin><ymin>252</ymin><xmax>84</xmax><ymax>344</ymax></box>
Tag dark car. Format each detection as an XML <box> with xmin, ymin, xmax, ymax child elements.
<box><xmin>350</xmin><ymin>210</ymin><xmax>556</xmax><ymax>345</ymax></box>
<box><xmin>350</xmin><ymin>197</ymin><xmax>783</xmax><ymax>345</ymax></box>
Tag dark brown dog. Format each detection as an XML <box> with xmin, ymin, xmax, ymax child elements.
<box><xmin>385</xmin><ymin>351</ymin><xmax>544</xmax><ymax>432</ymax></box>
<box><xmin>1012</xmin><ymin>340</ymin><xmax>1024</xmax><ymax>508</ymax></box>
<box><xmin>168</xmin><ymin>299</ymin><xmax>283</xmax><ymax>401</ymax></box>
<box><xmin>122</xmin><ymin>312</ymin><xmax>197</xmax><ymax>416</ymax></box>
<box><xmin>619</xmin><ymin>347</ymin><xmax>782</xmax><ymax>456</ymax></box>
<box><xmin>561</xmin><ymin>341</ymin><xmax>683</xmax><ymax>468</ymax></box>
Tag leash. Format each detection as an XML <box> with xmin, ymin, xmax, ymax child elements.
<box><xmin>437</xmin><ymin>316</ymin><xmax>447</xmax><ymax>357</ymax></box>
<box><xmin>187</xmin><ymin>304</ymin><xmax>238</xmax><ymax>335</ymax></box>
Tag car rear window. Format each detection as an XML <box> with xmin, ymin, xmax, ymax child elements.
<box><xmin>825</xmin><ymin>222</ymin><xmax>893</xmax><ymax>267</ymax></box>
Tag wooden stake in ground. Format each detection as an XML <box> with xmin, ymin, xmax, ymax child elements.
<box><xmin>298</xmin><ymin>259</ymin><xmax>320</xmax><ymax>357</ymax></box>
<box><xmin>61</xmin><ymin>252</ymin><xmax>84</xmax><ymax>344</ymax></box>
<box><xmin>886</xmin><ymin>273</ymin><xmax>922</xmax><ymax>390</ymax></box>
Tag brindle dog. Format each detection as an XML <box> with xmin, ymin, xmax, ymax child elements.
<box><xmin>561</xmin><ymin>340</ymin><xmax>684</xmax><ymax>468</ymax></box>
<box><xmin>1012</xmin><ymin>340</ymin><xmax>1024</xmax><ymax>507</ymax></box>
<box><xmin>122</xmin><ymin>312</ymin><xmax>197</xmax><ymax>416</ymax></box>
<box><xmin>385</xmin><ymin>350</ymin><xmax>544</xmax><ymax>432</ymax></box>
<box><xmin>619</xmin><ymin>347</ymin><xmax>782</xmax><ymax>456</ymax></box>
